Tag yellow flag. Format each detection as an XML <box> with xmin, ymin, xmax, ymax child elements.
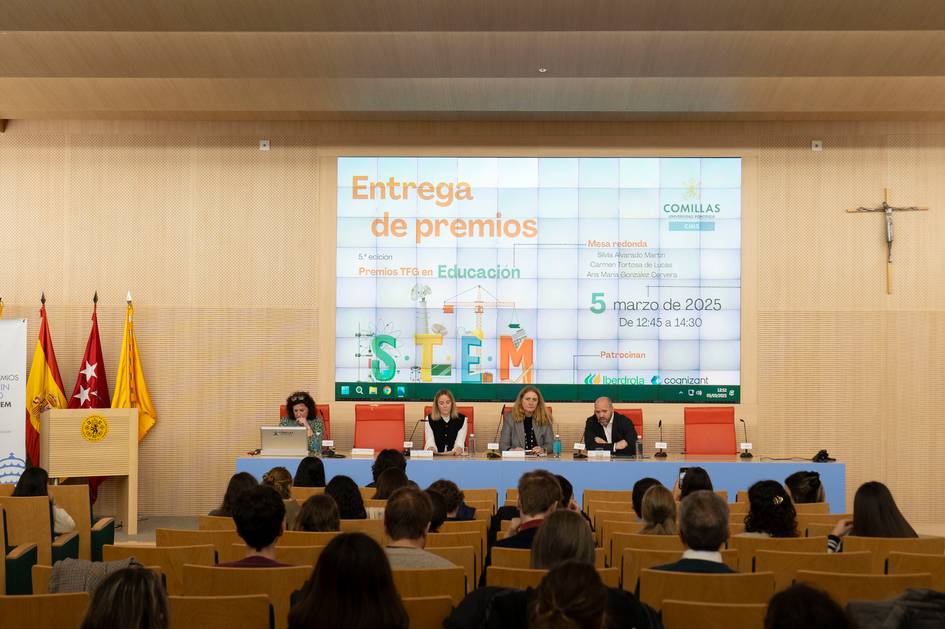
<box><xmin>111</xmin><ymin>301</ymin><xmax>157</xmax><ymax>440</ymax></box>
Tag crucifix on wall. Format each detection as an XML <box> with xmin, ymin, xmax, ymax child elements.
<box><xmin>847</xmin><ymin>188</ymin><xmax>928</xmax><ymax>294</ymax></box>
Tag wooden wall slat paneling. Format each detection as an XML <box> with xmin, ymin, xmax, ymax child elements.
<box><xmin>1</xmin><ymin>119</ymin><xmax>943</xmax><ymax>532</ymax></box>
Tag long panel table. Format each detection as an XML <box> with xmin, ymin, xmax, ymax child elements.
<box><xmin>236</xmin><ymin>454</ymin><xmax>846</xmax><ymax>512</ymax></box>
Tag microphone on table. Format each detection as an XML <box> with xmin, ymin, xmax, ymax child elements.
<box><xmin>654</xmin><ymin>419</ymin><xmax>668</xmax><ymax>458</ymax></box>
<box><xmin>739</xmin><ymin>418</ymin><xmax>753</xmax><ymax>459</ymax></box>
<box><xmin>487</xmin><ymin>405</ymin><xmax>504</xmax><ymax>459</ymax></box>
<box><xmin>403</xmin><ymin>417</ymin><xmax>429</xmax><ymax>457</ymax></box>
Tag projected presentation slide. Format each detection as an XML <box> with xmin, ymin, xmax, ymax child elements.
<box><xmin>335</xmin><ymin>157</ymin><xmax>740</xmax><ymax>403</ymax></box>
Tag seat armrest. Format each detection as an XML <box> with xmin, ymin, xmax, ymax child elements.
<box><xmin>5</xmin><ymin>543</ymin><xmax>38</xmax><ymax>595</ymax></box>
<box><xmin>92</xmin><ymin>517</ymin><xmax>114</xmax><ymax>532</ymax></box>
<box><xmin>52</xmin><ymin>532</ymin><xmax>80</xmax><ymax>562</ymax></box>
<box><xmin>91</xmin><ymin>518</ymin><xmax>116</xmax><ymax>561</ymax></box>
<box><xmin>7</xmin><ymin>543</ymin><xmax>37</xmax><ymax>560</ymax></box>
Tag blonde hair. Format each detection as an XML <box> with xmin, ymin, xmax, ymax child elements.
<box><xmin>640</xmin><ymin>485</ymin><xmax>677</xmax><ymax>535</ymax></box>
<box><xmin>431</xmin><ymin>389</ymin><xmax>458</xmax><ymax>420</ymax></box>
<box><xmin>511</xmin><ymin>385</ymin><xmax>552</xmax><ymax>426</ymax></box>
<box><xmin>262</xmin><ymin>466</ymin><xmax>293</xmax><ymax>499</ymax></box>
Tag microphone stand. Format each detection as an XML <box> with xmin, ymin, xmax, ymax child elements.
<box><xmin>739</xmin><ymin>418</ymin><xmax>753</xmax><ymax>459</ymax></box>
<box><xmin>403</xmin><ymin>418</ymin><xmax>428</xmax><ymax>457</ymax></box>
<box><xmin>654</xmin><ymin>419</ymin><xmax>668</xmax><ymax>458</ymax></box>
<box><xmin>487</xmin><ymin>405</ymin><xmax>504</xmax><ymax>459</ymax></box>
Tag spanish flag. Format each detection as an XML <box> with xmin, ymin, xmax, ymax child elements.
<box><xmin>111</xmin><ymin>298</ymin><xmax>157</xmax><ymax>440</ymax></box>
<box><xmin>25</xmin><ymin>299</ymin><xmax>68</xmax><ymax>466</ymax></box>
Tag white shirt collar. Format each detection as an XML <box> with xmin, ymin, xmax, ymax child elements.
<box><xmin>682</xmin><ymin>549</ymin><xmax>723</xmax><ymax>563</ymax></box>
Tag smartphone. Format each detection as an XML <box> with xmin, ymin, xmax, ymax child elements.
<box><xmin>678</xmin><ymin>467</ymin><xmax>690</xmax><ymax>484</ymax></box>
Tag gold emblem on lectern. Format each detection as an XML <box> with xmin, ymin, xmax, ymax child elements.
<box><xmin>81</xmin><ymin>415</ymin><xmax>108</xmax><ymax>442</ymax></box>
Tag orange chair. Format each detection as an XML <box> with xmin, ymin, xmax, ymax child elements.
<box><xmin>280</xmin><ymin>403</ymin><xmax>331</xmax><ymax>439</ymax></box>
<box><xmin>354</xmin><ymin>404</ymin><xmax>405</xmax><ymax>451</ymax></box>
<box><xmin>422</xmin><ymin>405</ymin><xmax>476</xmax><ymax>448</ymax></box>
<box><xmin>614</xmin><ymin>408</ymin><xmax>643</xmax><ymax>440</ymax></box>
<box><xmin>683</xmin><ymin>407</ymin><xmax>736</xmax><ymax>455</ymax></box>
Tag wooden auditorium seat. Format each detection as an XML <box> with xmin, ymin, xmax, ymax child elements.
<box><xmin>487</xmin><ymin>566</ymin><xmax>619</xmax><ymax>589</ymax></box>
<box><xmin>289</xmin><ymin>486</ymin><xmax>325</xmax><ymax>501</ymax></box>
<box><xmin>169</xmin><ymin>594</ymin><xmax>272</xmax><ymax>629</ymax></box>
<box><xmin>402</xmin><ymin>595</ymin><xmax>453</xmax><ymax>629</ymax></box>
<box><xmin>753</xmin><ymin>549</ymin><xmax>872</xmax><ymax>590</ymax></box>
<box><xmin>491</xmin><ymin>547</ymin><xmax>605</xmax><ymax>569</ymax></box>
<box><xmin>0</xmin><ymin>592</ymin><xmax>89</xmax><ymax>628</ymax></box>
<box><xmin>48</xmin><ymin>484</ymin><xmax>115</xmax><ymax>561</ymax></box>
<box><xmin>841</xmin><ymin>535</ymin><xmax>945</xmax><ymax>574</ymax></box>
<box><xmin>729</xmin><ymin>535</ymin><xmax>829</xmax><ymax>572</ymax></box>
<box><xmin>638</xmin><ymin>569</ymin><xmax>775</xmax><ymax>612</ymax></box>
<box><xmin>0</xmin><ymin>496</ymin><xmax>79</xmax><ymax>567</ymax></box>
<box><xmin>1</xmin><ymin>507</ymin><xmax>38</xmax><ymax>595</ymax></box>
<box><xmin>621</xmin><ymin>548</ymin><xmax>738</xmax><ymax>594</ymax></box>
<box><xmin>426</xmin><ymin>531</ymin><xmax>484</xmax><ymax>571</ymax></box>
<box><xmin>794</xmin><ymin>570</ymin><xmax>932</xmax><ymax>605</ymax></box>
<box><xmin>155</xmin><ymin>528</ymin><xmax>244</xmax><ymax>563</ymax></box>
<box><xmin>887</xmin><ymin>552</ymin><xmax>945</xmax><ymax>591</ymax></box>
<box><xmin>611</xmin><ymin>533</ymin><xmax>685</xmax><ymax>570</ymax></box>
<box><xmin>661</xmin><ymin>600</ymin><xmax>767</xmax><ymax>629</ymax></box>
<box><xmin>32</xmin><ymin>563</ymin><xmax>163</xmax><ymax>595</ymax></box>
<box><xmin>582</xmin><ymin>489</ymin><xmax>633</xmax><ymax>512</ymax></box>
<box><xmin>198</xmin><ymin>515</ymin><xmax>237</xmax><ymax>531</ymax></box>
<box><xmin>392</xmin><ymin>567</ymin><xmax>465</xmax><ymax>605</ymax></box>
<box><xmin>425</xmin><ymin>546</ymin><xmax>477</xmax><ymax>592</ymax></box>
<box><xmin>279</xmin><ymin>530</ymin><xmax>339</xmax><ymax>546</ymax></box>
<box><xmin>339</xmin><ymin>519</ymin><xmax>385</xmax><ymax>544</ymax></box>
<box><xmin>103</xmin><ymin>544</ymin><xmax>215</xmax><ymax>594</ymax></box>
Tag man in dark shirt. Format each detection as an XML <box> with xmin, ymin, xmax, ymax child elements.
<box><xmin>652</xmin><ymin>490</ymin><xmax>734</xmax><ymax>574</ymax></box>
<box><xmin>218</xmin><ymin>484</ymin><xmax>290</xmax><ymax>567</ymax></box>
<box><xmin>583</xmin><ymin>396</ymin><xmax>639</xmax><ymax>456</ymax></box>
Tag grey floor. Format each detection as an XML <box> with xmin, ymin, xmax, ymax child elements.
<box><xmin>113</xmin><ymin>516</ymin><xmax>198</xmax><ymax>544</ymax></box>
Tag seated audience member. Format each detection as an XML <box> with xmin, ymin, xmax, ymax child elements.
<box><xmin>673</xmin><ymin>466</ymin><xmax>713</xmax><ymax>501</ymax></box>
<box><xmin>209</xmin><ymin>471</ymin><xmax>258</xmax><ymax>517</ymax></box>
<box><xmin>530</xmin><ymin>562</ymin><xmax>609</xmax><ymax>629</ymax></box>
<box><xmin>632</xmin><ymin>477</ymin><xmax>662</xmax><ymax>520</ymax></box>
<box><xmin>640</xmin><ymin>485</ymin><xmax>677</xmax><ymax>535</ymax></box>
<box><xmin>263</xmin><ymin>465</ymin><xmax>299</xmax><ymax>529</ymax></box>
<box><xmin>741</xmin><ymin>480</ymin><xmax>799</xmax><ymax>538</ymax></box>
<box><xmin>765</xmin><ymin>583</ymin><xmax>855</xmax><ymax>629</ymax></box>
<box><xmin>383</xmin><ymin>486</ymin><xmax>455</xmax><ymax>569</ymax></box>
<box><xmin>828</xmin><ymin>481</ymin><xmax>917</xmax><ymax>553</ymax></box>
<box><xmin>294</xmin><ymin>494</ymin><xmax>340</xmax><ymax>532</ymax></box>
<box><xmin>426</xmin><ymin>490</ymin><xmax>448</xmax><ymax>533</ymax></box>
<box><xmin>219</xmin><ymin>485</ymin><xmax>290</xmax><ymax>567</ymax></box>
<box><xmin>784</xmin><ymin>470</ymin><xmax>826</xmax><ymax>504</ymax></box>
<box><xmin>12</xmin><ymin>466</ymin><xmax>75</xmax><ymax>534</ymax></box>
<box><xmin>530</xmin><ymin>510</ymin><xmax>595</xmax><ymax>569</ymax></box>
<box><xmin>369</xmin><ymin>449</ymin><xmax>407</xmax><ymax>488</ymax></box>
<box><xmin>293</xmin><ymin>456</ymin><xmax>326</xmax><ymax>487</ymax></box>
<box><xmin>653</xmin><ymin>490</ymin><xmax>734</xmax><ymax>574</ymax></box>
<box><xmin>79</xmin><ymin>567</ymin><xmax>168</xmax><ymax>629</ymax></box>
<box><xmin>496</xmin><ymin>470</ymin><xmax>562</xmax><ymax>549</ymax></box>
<box><xmin>554</xmin><ymin>474</ymin><xmax>594</xmax><ymax>529</ymax></box>
<box><xmin>373</xmin><ymin>468</ymin><xmax>410</xmax><ymax>500</ymax></box>
<box><xmin>289</xmin><ymin>533</ymin><xmax>408</xmax><ymax>629</ymax></box>
<box><xmin>325</xmin><ymin>475</ymin><xmax>367</xmax><ymax>520</ymax></box>
<box><xmin>428</xmin><ymin>478</ymin><xmax>476</xmax><ymax>520</ymax></box>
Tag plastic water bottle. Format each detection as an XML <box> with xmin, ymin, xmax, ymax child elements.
<box><xmin>467</xmin><ymin>433</ymin><xmax>476</xmax><ymax>457</ymax></box>
<box><xmin>553</xmin><ymin>434</ymin><xmax>562</xmax><ymax>457</ymax></box>
<box><xmin>635</xmin><ymin>436</ymin><xmax>644</xmax><ymax>458</ymax></box>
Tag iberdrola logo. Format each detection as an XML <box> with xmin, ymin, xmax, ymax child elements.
<box><xmin>584</xmin><ymin>373</ymin><xmax>603</xmax><ymax>385</ymax></box>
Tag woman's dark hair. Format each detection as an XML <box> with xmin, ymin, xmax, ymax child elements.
<box><xmin>371</xmin><ymin>449</ymin><xmax>407</xmax><ymax>483</ymax></box>
<box><xmin>295</xmin><ymin>494</ymin><xmax>341</xmax><ymax>532</ymax></box>
<box><xmin>679</xmin><ymin>467</ymin><xmax>713</xmax><ymax>500</ymax></box>
<box><xmin>80</xmin><ymin>567</ymin><xmax>169</xmax><ymax>629</ymax></box>
<box><xmin>426</xmin><ymin>479</ymin><xmax>464</xmax><ymax>514</ymax></box>
<box><xmin>745</xmin><ymin>480</ymin><xmax>798</xmax><ymax>538</ymax></box>
<box><xmin>852</xmin><ymin>481</ymin><xmax>917</xmax><ymax>538</ymax></box>
<box><xmin>217</xmin><ymin>472</ymin><xmax>259</xmax><ymax>516</ymax></box>
<box><xmin>632</xmin><ymin>477</ymin><xmax>661</xmax><ymax>518</ymax></box>
<box><xmin>294</xmin><ymin>457</ymin><xmax>326</xmax><ymax>487</ymax></box>
<box><xmin>285</xmin><ymin>391</ymin><xmax>317</xmax><ymax>422</ymax></box>
<box><xmin>288</xmin><ymin>533</ymin><xmax>408</xmax><ymax>629</ymax></box>
<box><xmin>325</xmin><ymin>475</ymin><xmax>367</xmax><ymax>520</ymax></box>
<box><xmin>764</xmin><ymin>583</ymin><xmax>854</xmax><ymax>629</ymax></box>
<box><xmin>530</xmin><ymin>561</ymin><xmax>608</xmax><ymax>629</ymax></box>
<box><xmin>12</xmin><ymin>467</ymin><xmax>49</xmax><ymax>497</ymax></box>
<box><xmin>426</xmin><ymin>490</ymin><xmax>448</xmax><ymax>533</ymax></box>
<box><xmin>784</xmin><ymin>471</ymin><xmax>825</xmax><ymax>504</ymax></box>
<box><xmin>555</xmin><ymin>474</ymin><xmax>574</xmax><ymax>509</ymax></box>
<box><xmin>373</xmin><ymin>468</ymin><xmax>409</xmax><ymax>500</ymax></box>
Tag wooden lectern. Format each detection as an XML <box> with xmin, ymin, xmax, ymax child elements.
<box><xmin>40</xmin><ymin>408</ymin><xmax>139</xmax><ymax>535</ymax></box>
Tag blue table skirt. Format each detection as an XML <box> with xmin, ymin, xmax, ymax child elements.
<box><xmin>236</xmin><ymin>455</ymin><xmax>846</xmax><ymax>513</ymax></box>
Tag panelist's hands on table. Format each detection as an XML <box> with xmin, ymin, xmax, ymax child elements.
<box><xmin>508</xmin><ymin>446</ymin><xmax>546</xmax><ymax>456</ymax></box>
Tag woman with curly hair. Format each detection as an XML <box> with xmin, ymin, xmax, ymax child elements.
<box><xmin>741</xmin><ymin>480</ymin><xmax>799</xmax><ymax>538</ymax></box>
<box><xmin>282</xmin><ymin>391</ymin><xmax>324</xmax><ymax>455</ymax></box>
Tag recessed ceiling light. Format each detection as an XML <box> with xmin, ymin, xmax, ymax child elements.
<box><xmin>538</xmin><ymin>67</ymin><xmax>547</xmax><ymax>73</ymax></box>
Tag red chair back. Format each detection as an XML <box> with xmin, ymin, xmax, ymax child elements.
<box><xmin>354</xmin><ymin>404</ymin><xmax>406</xmax><ymax>451</ymax></box>
<box><xmin>279</xmin><ymin>403</ymin><xmax>331</xmax><ymax>439</ymax></box>
<box><xmin>684</xmin><ymin>407</ymin><xmax>736</xmax><ymax>455</ymax></box>
<box><xmin>422</xmin><ymin>406</ymin><xmax>476</xmax><ymax>448</ymax></box>
<box><xmin>614</xmin><ymin>408</ymin><xmax>643</xmax><ymax>440</ymax></box>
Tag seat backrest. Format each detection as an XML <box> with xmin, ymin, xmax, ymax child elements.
<box><xmin>620</xmin><ymin>548</ymin><xmax>738</xmax><ymax>594</ymax></box>
<box><xmin>639</xmin><ymin>569</ymin><xmax>775</xmax><ymax>612</ymax></box>
<box><xmin>426</xmin><ymin>532</ymin><xmax>484</xmax><ymax>570</ymax></box>
<box><xmin>182</xmin><ymin>564</ymin><xmax>311</xmax><ymax>629</ymax></box>
<box><xmin>48</xmin><ymin>485</ymin><xmax>92</xmax><ymax>560</ymax></box>
<box><xmin>421</xmin><ymin>406</ymin><xmax>476</xmax><ymax>448</ymax></box>
<box><xmin>272</xmin><ymin>545</ymin><xmax>323</xmax><ymax>567</ymax></box>
<box><xmin>0</xmin><ymin>496</ymin><xmax>53</xmax><ymax>565</ymax></box>
<box><xmin>794</xmin><ymin>570</ymin><xmax>932</xmax><ymax>606</ymax></box>
<box><xmin>613</xmin><ymin>408</ymin><xmax>643</xmax><ymax>440</ymax></box>
<box><xmin>392</xmin><ymin>567</ymin><xmax>465</xmax><ymax>605</ymax></box>
<box><xmin>601</xmin><ymin>520</ymin><xmax>646</xmax><ymax>564</ymax></box>
<box><xmin>425</xmin><ymin>546</ymin><xmax>477</xmax><ymax>593</ymax></box>
<box><xmin>289</xmin><ymin>486</ymin><xmax>325</xmax><ymax>501</ymax></box>
<box><xmin>0</xmin><ymin>508</ymin><xmax>6</xmax><ymax>594</ymax></box>
<box><xmin>0</xmin><ymin>592</ymin><xmax>89</xmax><ymax>626</ymax></box>
<box><xmin>0</xmin><ymin>485</ymin><xmax>13</xmax><ymax>497</ymax></box>
<box><xmin>402</xmin><ymin>595</ymin><xmax>453</xmax><ymax>629</ymax></box>
<box><xmin>793</xmin><ymin>502</ymin><xmax>830</xmax><ymax>514</ymax></box>
<box><xmin>683</xmin><ymin>407</ymin><xmax>736</xmax><ymax>455</ymax></box>
<box><xmin>280</xmin><ymin>404</ymin><xmax>331</xmax><ymax>440</ymax></box>
<box><xmin>155</xmin><ymin>528</ymin><xmax>244</xmax><ymax>564</ymax></box>
<box><xmin>804</xmin><ymin>517</ymin><xmax>852</xmax><ymax>538</ymax></box>
<box><xmin>729</xmin><ymin>535</ymin><xmax>829</xmax><ymax>572</ymax></box>
<box><xmin>582</xmin><ymin>489</ymin><xmax>633</xmax><ymax>513</ymax></box>
<box><xmin>504</xmin><ymin>488</ymin><xmax>518</xmax><ymax>505</ymax></box>
<box><xmin>103</xmin><ymin>544</ymin><xmax>215</xmax><ymax>595</ymax></box>
<box><xmin>279</xmin><ymin>530</ymin><xmax>339</xmax><ymax>546</ymax></box>
<box><xmin>198</xmin><ymin>515</ymin><xmax>236</xmax><ymax>531</ymax></box>
<box><xmin>842</xmin><ymin>536</ymin><xmax>945</xmax><ymax>574</ymax></box>
<box><xmin>735</xmin><ymin>490</ymin><xmax>748</xmax><ymax>503</ymax></box>
<box><xmin>339</xmin><ymin>519</ymin><xmax>385</xmax><ymax>544</ymax></box>
<box><xmin>32</xmin><ymin>563</ymin><xmax>164</xmax><ymax>595</ymax></box>
<box><xmin>354</xmin><ymin>404</ymin><xmax>405</xmax><ymax>450</ymax></box>
<box><xmin>169</xmin><ymin>594</ymin><xmax>272</xmax><ymax>629</ymax></box>
<box><xmin>591</xmin><ymin>510</ymin><xmax>635</xmax><ymax>540</ymax></box>
<box><xmin>612</xmin><ymin>532</ymin><xmax>685</xmax><ymax>567</ymax></box>
<box><xmin>754</xmin><ymin>550</ymin><xmax>872</xmax><ymax>590</ymax></box>
<box><xmin>887</xmin><ymin>552</ymin><xmax>945</xmax><ymax>592</ymax></box>
<box><xmin>661</xmin><ymin>600</ymin><xmax>767</xmax><ymax>629</ymax></box>
<box><xmin>463</xmin><ymin>499</ymin><xmax>496</xmax><ymax>516</ymax></box>
<box><xmin>459</xmin><ymin>488</ymin><xmax>496</xmax><ymax>507</ymax></box>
